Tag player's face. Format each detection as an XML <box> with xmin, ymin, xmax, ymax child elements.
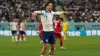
<box><xmin>46</xmin><ymin>3</ymin><xmax>52</xmax><ymax>11</ymax></box>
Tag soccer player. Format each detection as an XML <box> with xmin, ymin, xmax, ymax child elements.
<box><xmin>32</xmin><ymin>2</ymin><xmax>66</xmax><ymax>56</ymax></box>
<box><xmin>54</xmin><ymin>18</ymin><xmax>65</xmax><ymax>49</ymax></box>
<box><xmin>10</xmin><ymin>19</ymin><xmax>18</xmax><ymax>42</ymax></box>
<box><xmin>62</xmin><ymin>19</ymin><xmax>68</xmax><ymax>40</ymax></box>
<box><xmin>17</xmin><ymin>20</ymin><xmax>26</xmax><ymax>41</ymax></box>
<box><xmin>17</xmin><ymin>21</ymin><xmax>21</xmax><ymax>41</ymax></box>
<box><xmin>38</xmin><ymin>20</ymin><xmax>43</xmax><ymax>43</ymax></box>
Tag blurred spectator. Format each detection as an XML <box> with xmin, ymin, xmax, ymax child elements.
<box><xmin>0</xmin><ymin>0</ymin><xmax>100</xmax><ymax>22</ymax></box>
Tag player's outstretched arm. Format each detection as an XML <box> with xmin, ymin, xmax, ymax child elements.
<box><xmin>53</xmin><ymin>11</ymin><xmax>67</xmax><ymax>15</ymax></box>
<box><xmin>32</xmin><ymin>11</ymin><xmax>43</xmax><ymax>19</ymax></box>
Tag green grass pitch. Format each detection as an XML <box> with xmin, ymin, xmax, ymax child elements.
<box><xmin>0</xmin><ymin>36</ymin><xmax>100</xmax><ymax>56</ymax></box>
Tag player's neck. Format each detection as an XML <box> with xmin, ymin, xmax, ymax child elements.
<box><xmin>46</xmin><ymin>9</ymin><xmax>51</xmax><ymax>13</ymax></box>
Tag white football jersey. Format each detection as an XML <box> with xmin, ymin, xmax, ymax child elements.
<box><xmin>10</xmin><ymin>22</ymin><xmax>17</xmax><ymax>30</ymax></box>
<box><xmin>19</xmin><ymin>22</ymin><xmax>25</xmax><ymax>31</ymax></box>
<box><xmin>35</xmin><ymin>11</ymin><xmax>64</xmax><ymax>31</ymax></box>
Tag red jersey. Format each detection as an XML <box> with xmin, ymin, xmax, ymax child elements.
<box><xmin>17</xmin><ymin>22</ymin><xmax>21</xmax><ymax>30</ymax></box>
<box><xmin>38</xmin><ymin>21</ymin><xmax>43</xmax><ymax>31</ymax></box>
<box><xmin>54</xmin><ymin>19</ymin><xmax>62</xmax><ymax>33</ymax></box>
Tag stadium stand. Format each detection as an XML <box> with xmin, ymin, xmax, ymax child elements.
<box><xmin>0</xmin><ymin>0</ymin><xmax>100</xmax><ymax>22</ymax></box>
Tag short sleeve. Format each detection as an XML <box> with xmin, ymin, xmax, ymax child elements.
<box><xmin>34</xmin><ymin>11</ymin><xmax>44</xmax><ymax>14</ymax></box>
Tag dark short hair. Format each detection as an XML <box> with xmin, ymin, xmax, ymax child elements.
<box><xmin>45</xmin><ymin>2</ymin><xmax>52</xmax><ymax>8</ymax></box>
<box><xmin>56</xmin><ymin>18</ymin><xmax>63</xmax><ymax>21</ymax></box>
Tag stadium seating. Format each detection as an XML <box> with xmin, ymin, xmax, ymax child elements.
<box><xmin>0</xmin><ymin>0</ymin><xmax>100</xmax><ymax>22</ymax></box>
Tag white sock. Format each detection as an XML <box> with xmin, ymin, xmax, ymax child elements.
<box><xmin>12</xmin><ymin>36</ymin><xmax>14</xmax><ymax>42</ymax></box>
<box><xmin>23</xmin><ymin>37</ymin><xmax>26</xmax><ymax>41</ymax></box>
<box><xmin>15</xmin><ymin>36</ymin><xmax>18</xmax><ymax>42</ymax></box>
<box><xmin>41</xmin><ymin>55</ymin><xmax>45</xmax><ymax>56</ymax></box>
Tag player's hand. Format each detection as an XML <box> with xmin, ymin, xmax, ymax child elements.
<box><xmin>32</xmin><ymin>12</ymin><xmax>37</xmax><ymax>19</ymax></box>
<box><xmin>63</xmin><ymin>11</ymin><xmax>68</xmax><ymax>14</ymax></box>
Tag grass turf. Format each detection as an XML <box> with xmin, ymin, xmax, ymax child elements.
<box><xmin>0</xmin><ymin>36</ymin><xmax>100</xmax><ymax>56</ymax></box>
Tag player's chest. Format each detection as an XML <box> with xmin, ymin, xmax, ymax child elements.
<box><xmin>45</xmin><ymin>13</ymin><xmax>53</xmax><ymax>18</ymax></box>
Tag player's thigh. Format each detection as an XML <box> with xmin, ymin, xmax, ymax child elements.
<box><xmin>23</xmin><ymin>31</ymin><xmax>26</xmax><ymax>36</ymax></box>
<box><xmin>20</xmin><ymin>31</ymin><xmax>26</xmax><ymax>36</ymax></box>
<box><xmin>57</xmin><ymin>33</ymin><xmax>62</xmax><ymax>39</ymax></box>
<box><xmin>39</xmin><ymin>31</ymin><xmax>42</xmax><ymax>36</ymax></box>
<box><xmin>12</xmin><ymin>31</ymin><xmax>17</xmax><ymax>35</ymax></box>
<box><xmin>54</xmin><ymin>32</ymin><xmax>62</xmax><ymax>39</ymax></box>
<box><xmin>48</xmin><ymin>32</ymin><xmax>55</xmax><ymax>44</ymax></box>
<box><xmin>11</xmin><ymin>31</ymin><xmax>14</xmax><ymax>35</ymax></box>
<box><xmin>43</xmin><ymin>43</ymin><xmax>48</xmax><ymax>48</ymax></box>
<box><xmin>50</xmin><ymin>44</ymin><xmax>55</xmax><ymax>49</ymax></box>
<box><xmin>63</xmin><ymin>30</ymin><xmax>68</xmax><ymax>34</ymax></box>
<box><xmin>42</xmin><ymin>31</ymin><xmax>50</xmax><ymax>43</ymax></box>
<box><xmin>14</xmin><ymin>31</ymin><xmax>17</xmax><ymax>35</ymax></box>
<box><xmin>19</xmin><ymin>31</ymin><xmax>22</xmax><ymax>35</ymax></box>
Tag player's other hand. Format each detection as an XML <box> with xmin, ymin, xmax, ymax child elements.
<box><xmin>32</xmin><ymin>12</ymin><xmax>37</xmax><ymax>19</ymax></box>
<box><xmin>63</xmin><ymin>11</ymin><xmax>68</xmax><ymax>15</ymax></box>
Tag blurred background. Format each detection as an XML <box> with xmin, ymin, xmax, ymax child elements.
<box><xmin>0</xmin><ymin>0</ymin><xmax>100</xmax><ymax>36</ymax></box>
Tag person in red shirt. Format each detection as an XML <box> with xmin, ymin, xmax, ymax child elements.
<box><xmin>54</xmin><ymin>17</ymin><xmax>65</xmax><ymax>49</ymax></box>
<box><xmin>17</xmin><ymin>21</ymin><xmax>21</xmax><ymax>41</ymax></box>
<box><xmin>38</xmin><ymin>20</ymin><xmax>43</xmax><ymax>43</ymax></box>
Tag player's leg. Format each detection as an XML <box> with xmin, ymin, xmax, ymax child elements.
<box><xmin>17</xmin><ymin>31</ymin><xmax>20</xmax><ymax>41</ymax></box>
<box><xmin>22</xmin><ymin>31</ymin><xmax>26</xmax><ymax>41</ymax></box>
<box><xmin>14</xmin><ymin>31</ymin><xmax>18</xmax><ymax>42</ymax></box>
<box><xmin>54</xmin><ymin>32</ymin><xmax>63</xmax><ymax>48</ymax></box>
<box><xmin>18</xmin><ymin>34</ymin><xmax>20</xmax><ymax>41</ymax></box>
<box><xmin>39</xmin><ymin>31</ymin><xmax>43</xmax><ymax>43</ymax></box>
<box><xmin>40</xmin><ymin>31</ymin><xmax>49</xmax><ymax>56</ymax></box>
<box><xmin>64</xmin><ymin>30</ymin><xmax>68</xmax><ymax>40</ymax></box>
<box><xmin>58</xmin><ymin>33</ymin><xmax>63</xmax><ymax>47</ymax></box>
<box><xmin>22</xmin><ymin>34</ymin><xmax>26</xmax><ymax>41</ymax></box>
<box><xmin>41</xmin><ymin>43</ymin><xmax>48</xmax><ymax>56</ymax></box>
<box><xmin>49</xmin><ymin>44</ymin><xmax>55</xmax><ymax>56</ymax></box>
<box><xmin>21</xmin><ymin>32</ymin><xmax>24</xmax><ymax>41</ymax></box>
<box><xmin>66</xmin><ymin>30</ymin><xmax>68</xmax><ymax>40</ymax></box>
<box><xmin>63</xmin><ymin>30</ymin><xmax>66</xmax><ymax>40</ymax></box>
<box><xmin>58</xmin><ymin>33</ymin><xmax>66</xmax><ymax>49</ymax></box>
<box><xmin>19</xmin><ymin>31</ymin><xmax>26</xmax><ymax>41</ymax></box>
<box><xmin>19</xmin><ymin>31</ymin><xmax>22</xmax><ymax>41</ymax></box>
<box><xmin>11</xmin><ymin>31</ymin><xmax>14</xmax><ymax>42</ymax></box>
<box><xmin>54</xmin><ymin>32</ymin><xmax>58</xmax><ymax>50</ymax></box>
<box><xmin>48</xmin><ymin>31</ymin><xmax>55</xmax><ymax>56</ymax></box>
